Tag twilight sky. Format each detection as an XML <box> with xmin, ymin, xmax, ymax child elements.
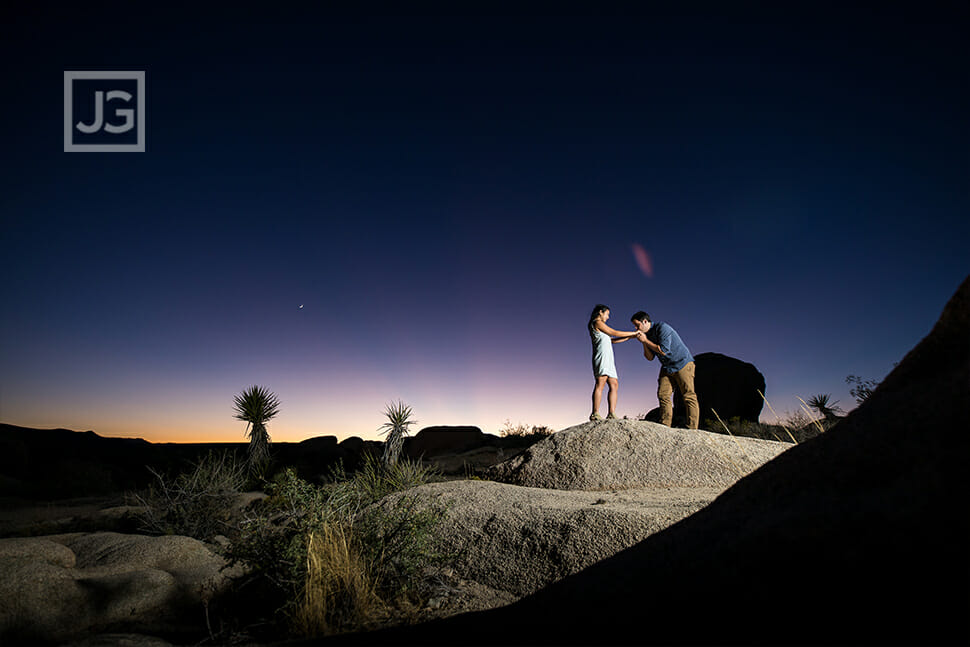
<box><xmin>1</xmin><ymin>4</ymin><xmax>967</xmax><ymax>443</ymax></box>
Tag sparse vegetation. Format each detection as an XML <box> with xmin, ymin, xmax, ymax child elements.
<box><xmin>233</xmin><ymin>385</ymin><xmax>281</xmax><ymax>477</ymax></box>
<box><xmin>700</xmin><ymin>391</ymin><xmax>837</xmax><ymax>444</ymax></box>
<box><xmin>130</xmin><ymin>450</ymin><xmax>247</xmax><ymax>541</ymax></box>
<box><xmin>224</xmin><ymin>453</ymin><xmax>446</xmax><ymax>638</ymax></box>
<box><xmin>846</xmin><ymin>374</ymin><xmax>880</xmax><ymax>405</ymax></box>
<box><xmin>498</xmin><ymin>420</ymin><xmax>553</xmax><ymax>440</ymax></box>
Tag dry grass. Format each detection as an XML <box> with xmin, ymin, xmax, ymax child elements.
<box><xmin>292</xmin><ymin>522</ymin><xmax>385</xmax><ymax>637</ymax></box>
<box><xmin>795</xmin><ymin>396</ymin><xmax>828</xmax><ymax>436</ymax></box>
<box><xmin>759</xmin><ymin>390</ymin><xmax>800</xmax><ymax>444</ymax></box>
<box><xmin>703</xmin><ymin>408</ymin><xmax>746</xmax><ymax>478</ymax></box>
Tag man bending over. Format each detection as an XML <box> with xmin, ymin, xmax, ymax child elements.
<box><xmin>631</xmin><ymin>311</ymin><xmax>699</xmax><ymax>429</ymax></box>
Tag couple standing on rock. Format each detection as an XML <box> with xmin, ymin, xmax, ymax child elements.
<box><xmin>588</xmin><ymin>304</ymin><xmax>699</xmax><ymax>429</ymax></box>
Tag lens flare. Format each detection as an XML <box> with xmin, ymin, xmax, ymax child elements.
<box><xmin>631</xmin><ymin>243</ymin><xmax>654</xmax><ymax>278</ymax></box>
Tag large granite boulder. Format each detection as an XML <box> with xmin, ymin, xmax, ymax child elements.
<box><xmin>0</xmin><ymin>532</ymin><xmax>239</xmax><ymax>644</ymax></box>
<box><xmin>375</xmin><ymin>479</ymin><xmax>720</xmax><ymax>597</ymax></box>
<box><xmin>487</xmin><ymin>419</ymin><xmax>790</xmax><ymax>490</ymax></box>
<box><xmin>645</xmin><ymin>351</ymin><xmax>766</xmax><ymax>427</ymax></box>
<box><xmin>357</xmin><ymin>275</ymin><xmax>970</xmax><ymax>645</ymax></box>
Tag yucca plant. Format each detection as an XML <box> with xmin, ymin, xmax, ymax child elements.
<box><xmin>378</xmin><ymin>401</ymin><xmax>416</xmax><ymax>467</ymax></box>
<box><xmin>806</xmin><ymin>393</ymin><xmax>844</xmax><ymax>421</ymax></box>
<box><xmin>233</xmin><ymin>385</ymin><xmax>281</xmax><ymax>476</ymax></box>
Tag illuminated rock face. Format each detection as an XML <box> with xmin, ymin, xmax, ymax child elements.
<box><xmin>487</xmin><ymin>418</ymin><xmax>790</xmax><ymax>491</ymax></box>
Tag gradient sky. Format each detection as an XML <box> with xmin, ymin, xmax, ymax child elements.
<box><xmin>1</xmin><ymin>4</ymin><xmax>967</xmax><ymax>443</ymax></box>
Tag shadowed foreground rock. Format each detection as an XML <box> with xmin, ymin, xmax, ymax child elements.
<box><xmin>487</xmin><ymin>418</ymin><xmax>790</xmax><ymax>490</ymax></box>
<box><xmin>329</xmin><ymin>275</ymin><xmax>970</xmax><ymax>646</ymax></box>
<box><xmin>0</xmin><ymin>532</ymin><xmax>237</xmax><ymax>644</ymax></box>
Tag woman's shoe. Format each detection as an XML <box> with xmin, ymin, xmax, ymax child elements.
<box><xmin>606</xmin><ymin>413</ymin><xmax>617</xmax><ymax>420</ymax></box>
<box><xmin>589</xmin><ymin>412</ymin><xmax>603</xmax><ymax>422</ymax></box>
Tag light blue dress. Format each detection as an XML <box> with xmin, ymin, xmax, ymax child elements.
<box><xmin>590</xmin><ymin>323</ymin><xmax>618</xmax><ymax>378</ymax></box>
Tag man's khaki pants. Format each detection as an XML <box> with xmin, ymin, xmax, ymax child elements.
<box><xmin>658</xmin><ymin>361</ymin><xmax>699</xmax><ymax>429</ymax></box>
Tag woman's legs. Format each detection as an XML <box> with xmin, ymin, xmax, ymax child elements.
<box><xmin>607</xmin><ymin>377</ymin><xmax>619</xmax><ymax>417</ymax></box>
<box><xmin>591</xmin><ymin>375</ymin><xmax>608</xmax><ymax>417</ymax></box>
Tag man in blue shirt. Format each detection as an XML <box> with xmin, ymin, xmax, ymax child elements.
<box><xmin>631</xmin><ymin>311</ymin><xmax>699</xmax><ymax>429</ymax></box>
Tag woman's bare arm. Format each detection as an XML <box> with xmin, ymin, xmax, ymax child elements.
<box><xmin>594</xmin><ymin>320</ymin><xmax>639</xmax><ymax>339</ymax></box>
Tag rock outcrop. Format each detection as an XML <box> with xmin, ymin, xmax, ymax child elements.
<box><xmin>645</xmin><ymin>351</ymin><xmax>766</xmax><ymax>426</ymax></box>
<box><xmin>376</xmin><ymin>479</ymin><xmax>720</xmax><ymax>597</ymax></box>
<box><xmin>351</xmin><ymin>275</ymin><xmax>970</xmax><ymax>646</ymax></box>
<box><xmin>0</xmin><ymin>532</ymin><xmax>238</xmax><ymax>644</ymax></box>
<box><xmin>404</xmin><ymin>426</ymin><xmax>491</xmax><ymax>459</ymax></box>
<box><xmin>487</xmin><ymin>418</ymin><xmax>790</xmax><ymax>490</ymax></box>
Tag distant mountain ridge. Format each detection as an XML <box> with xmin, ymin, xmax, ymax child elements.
<box><xmin>0</xmin><ymin>423</ymin><xmax>538</xmax><ymax>500</ymax></box>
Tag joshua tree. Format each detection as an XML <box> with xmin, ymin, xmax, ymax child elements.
<box><xmin>233</xmin><ymin>385</ymin><xmax>281</xmax><ymax>476</ymax></box>
<box><xmin>806</xmin><ymin>393</ymin><xmax>844</xmax><ymax>421</ymax></box>
<box><xmin>379</xmin><ymin>400</ymin><xmax>416</xmax><ymax>467</ymax></box>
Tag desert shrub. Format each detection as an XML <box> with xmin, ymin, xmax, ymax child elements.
<box><xmin>846</xmin><ymin>374</ymin><xmax>880</xmax><ymax>405</ymax></box>
<box><xmin>341</xmin><ymin>452</ymin><xmax>441</xmax><ymax>502</ymax></box>
<box><xmin>130</xmin><ymin>450</ymin><xmax>246</xmax><ymax>541</ymax></box>
<box><xmin>356</xmin><ymin>491</ymin><xmax>448</xmax><ymax>595</ymax></box>
<box><xmin>498</xmin><ymin>420</ymin><xmax>554</xmax><ymax>448</ymax></box>
<box><xmin>225</xmin><ymin>456</ymin><xmax>446</xmax><ymax>637</ymax></box>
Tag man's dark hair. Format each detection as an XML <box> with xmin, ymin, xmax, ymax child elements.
<box><xmin>631</xmin><ymin>311</ymin><xmax>651</xmax><ymax>324</ymax></box>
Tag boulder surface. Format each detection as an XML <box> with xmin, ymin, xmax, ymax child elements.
<box><xmin>377</xmin><ymin>479</ymin><xmax>720</xmax><ymax>597</ymax></box>
<box><xmin>0</xmin><ymin>532</ymin><xmax>236</xmax><ymax>644</ymax></box>
<box><xmin>487</xmin><ymin>418</ymin><xmax>790</xmax><ymax>490</ymax></box>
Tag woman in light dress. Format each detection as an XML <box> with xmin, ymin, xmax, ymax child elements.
<box><xmin>588</xmin><ymin>304</ymin><xmax>639</xmax><ymax>421</ymax></box>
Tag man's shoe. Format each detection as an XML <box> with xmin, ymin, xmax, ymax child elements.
<box><xmin>589</xmin><ymin>412</ymin><xmax>603</xmax><ymax>422</ymax></box>
<box><xmin>606</xmin><ymin>413</ymin><xmax>617</xmax><ymax>420</ymax></box>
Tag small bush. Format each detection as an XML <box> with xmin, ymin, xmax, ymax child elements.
<box><xmin>499</xmin><ymin>420</ymin><xmax>553</xmax><ymax>440</ymax></box>
<box><xmin>846</xmin><ymin>374</ymin><xmax>880</xmax><ymax>405</ymax></box>
<box><xmin>343</xmin><ymin>453</ymin><xmax>440</xmax><ymax>502</ymax></box>
<box><xmin>130</xmin><ymin>450</ymin><xmax>246</xmax><ymax>541</ymax></box>
<box><xmin>225</xmin><ymin>455</ymin><xmax>446</xmax><ymax>638</ymax></box>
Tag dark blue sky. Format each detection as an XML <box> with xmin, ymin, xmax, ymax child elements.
<box><xmin>2</xmin><ymin>3</ymin><xmax>967</xmax><ymax>441</ymax></box>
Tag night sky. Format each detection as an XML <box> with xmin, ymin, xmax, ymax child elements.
<box><xmin>1</xmin><ymin>3</ymin><xmax>967</xmax><ymax>443</ymax></box>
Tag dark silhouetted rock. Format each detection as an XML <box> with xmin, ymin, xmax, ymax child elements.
<box><xmin>404</xmin><ymin>426</ymin><xmax>487</xmax><ymax>458</ymax></box>
<box><xmin>297</xmin><ymin>435</ymin><xmax>338</xmax><ymax>452</ymax></box>
<box><xmin>644</xmin><ymin>351</ymin><xmax>765</xmax><ymax>427</ymax></box>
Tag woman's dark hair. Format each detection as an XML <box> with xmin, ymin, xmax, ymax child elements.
<box><xmin>631</xmin><ymin>311</ymin><xmax>651</xmax><ymax>324</ymax></box>
<box><xmin>589</xmin><ymin>304</ymin><xmax>610</xmax><ymax>328</ymax></box>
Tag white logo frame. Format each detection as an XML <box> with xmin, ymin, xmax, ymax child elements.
<box><xmin>64</xmin><ymin>71</ymin><xmax>146</xmax><ymax>152</ymax></box>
